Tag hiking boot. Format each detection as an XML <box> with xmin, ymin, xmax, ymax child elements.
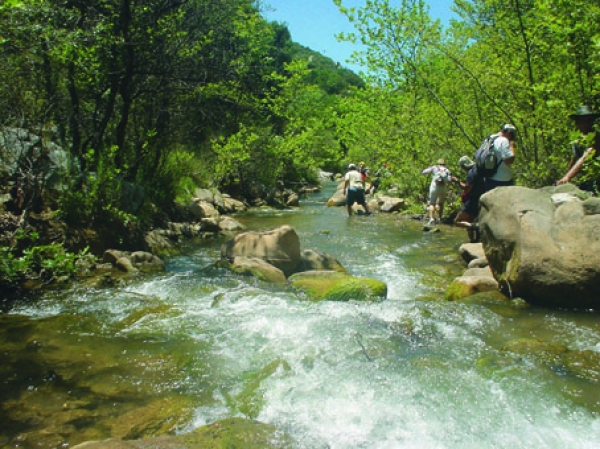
<box><xmin>427</xmin><ymin>218</ymin><xmax>435</xmax><ymax>226</ymax></box>
<box><xmin>470</xmin><ymin>224</ymin><xmax>481</xmax><ymax>243</ymax></box>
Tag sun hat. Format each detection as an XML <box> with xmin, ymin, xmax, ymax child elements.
<box><xmin>348</xmin><ymin>163</ymin><xmax>357</xmax><ymax>170</ymax></box>
<box><xmin>569</xmin><ymin>105</ymin><xmax>600</xmax><ymax>120</ymax></box>
<box><xmin>437</xmin><ymin>158</ymin><xmax>446</xmax><ymax>165</ymax></box>
<box><xmin>458</xmin><ymin>156</ymin><xmax>475</xmax><ymax>168</ymax></box>
<box><xmin>501</xmin><ymin>124</ymin><xmax>517</xmax><ymax>132</ymax></box>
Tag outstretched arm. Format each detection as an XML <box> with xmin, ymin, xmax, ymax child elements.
<box><xmin>557</xmin><ymin>147</ymin><xmax>594</xmax><ymax>185</ymax></box>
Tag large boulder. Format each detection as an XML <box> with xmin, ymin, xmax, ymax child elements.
<box><xmin>478</xmin><ymin>184</ymin><xmax>600</xmax><ymax>308</ymax></box>
<box><xmin>221</xmin><ymin>225</ymin><xmax>301</xmax><ymax>276</ymax></box>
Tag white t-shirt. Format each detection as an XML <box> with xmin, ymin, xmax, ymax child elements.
<box><xmin>345</xmin><ymin>170</ymin><xmax>364</xmax><ymax>190</ymax></box>
<box><xmin>490</xmin><ymin>134</ymin><xmax>514</xmax><ymax>181</ymax></box>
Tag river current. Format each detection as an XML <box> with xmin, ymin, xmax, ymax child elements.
<box><xmin>1</xmin><ymin>182</ymin><xmax>600</xmax><ymax>448</ymax></box>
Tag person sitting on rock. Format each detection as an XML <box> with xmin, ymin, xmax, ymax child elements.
<box><xmin>454</xmin><ymin>156</ymin><xmax>485</xmax><ymax>243</ymax></box>
<box><xmin>343</xmin><ymin>163</ymin><xmax>370</xmax><ymax>216</ymax></box>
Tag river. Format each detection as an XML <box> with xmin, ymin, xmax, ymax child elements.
<box><xmin>1</xmin><ymin>182</ymin><xmax>600</xmax><ymax>448</ymax></box>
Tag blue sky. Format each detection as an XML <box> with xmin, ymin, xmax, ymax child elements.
<box><xmin>261</xmin><ymin>0</ymin><xmax>455</xmax><ymax>73</ymax></box>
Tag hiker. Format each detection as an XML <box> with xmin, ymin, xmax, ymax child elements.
<box><xmin>358</xmin><ymin>161</ymin><xmax>370</xmax><ymax>182</ymax></box>
<box><xmin>484</xmin><ymin>124</ymin><xmax>517</xmax><ymax>191</ymax></box>
<box><xmin>454</xmin><ymin>156</ymin><xmax>485</xmax><ymax>243</ymax></box>
<box><xmin>370</xmin><ymin>162</ymin><xmax>389</xmax><ymax>194</ymax></box>
<box><xmin>485</xmin><ymin>123</ymin><xmax>517</xmax><ymax>192</ymax></box>
<box><xmin>422</xmin><ymin>158</ymin><xmax>453</xmax><ymax>225</ymax></box>
<box><xmin>343</xmin><ymin>163</ymin><xmax>370</xmax><ymax>216</ymax></box>
<box><xmin>556</xmin><ymin>105</ymin><xmax>600</xmax><ymax>191</ymax></box>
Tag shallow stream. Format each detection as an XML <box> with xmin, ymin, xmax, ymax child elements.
<box><xmin>1</xmin><ymin>183</ymin><xmax>600</xmax><ymax>448</ymax></box>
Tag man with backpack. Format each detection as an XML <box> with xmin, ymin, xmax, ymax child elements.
<box><xmin>475</xmin><ymin>124</ymin><xmax>517</xmax><ymax>191</ymax></box>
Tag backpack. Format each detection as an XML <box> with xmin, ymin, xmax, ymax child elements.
<box><xmin>474</xmin><ymin>135</ymin><xmax>501</xmax><ymax>177</ymax></box>
<box><xmin>434</xmin><ymin>167</ymin><xmax>449</xmax><ymax>185</ymax></box>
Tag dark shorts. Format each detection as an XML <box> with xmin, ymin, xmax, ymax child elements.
<box><xmin>461</xmin><ymin>198</ymin><xmax>480</xmax><ymax>217</ymax></box>
<box><xmin>346</xmin><ymin>188</ymin><xmax>366</xmax><ymax>206</ymax></box>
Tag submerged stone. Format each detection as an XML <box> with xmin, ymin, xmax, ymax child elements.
<box><xmin>72</xmin><ymin>417</ymin><xmax>293</xmax><ymax>449</ymax></box>
<box><xmin>564</xmin><ymin>350</ymin><xmax>600</xmax><ymax>383</ymax></box>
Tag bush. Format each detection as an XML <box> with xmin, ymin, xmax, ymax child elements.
<box><xmin>0</xmin><ymin>229</ymin><xmax>94</xmax><ymax>289</ymax></box>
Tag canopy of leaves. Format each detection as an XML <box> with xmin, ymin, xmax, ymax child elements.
<box><xmin>1</xmin><ymin>0</ymin><xmax>599</xmax><ymax>226</ymax></box>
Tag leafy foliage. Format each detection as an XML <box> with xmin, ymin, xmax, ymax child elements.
<box><xmin>0</xmin><ymin>229</ymin><xmax>94</xmax><ymax>289</ymax></box>
<box><xmin>2</xmin><ymin>0</ymin><xmax>600</xmax><ymax>236</ymax></box>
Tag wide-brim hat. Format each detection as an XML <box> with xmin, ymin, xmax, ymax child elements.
<box><xmin>458</xmin><ymin>156</ymin><xmax>475</xmax><ymax>168</ymax></box>
<box><xmin>437</xmin><ymin>158</ymin><xmax>446</xmax><ymax>165</ymax></box>
<box><xmin>569</xmin><ymin>105</ymin><xmax>600</xmax><ymax>120</ymax></box>
<box><xmin>348</xmin><ymin>163</ymin><xmax>357</xmax><ymax>170</ymax></box>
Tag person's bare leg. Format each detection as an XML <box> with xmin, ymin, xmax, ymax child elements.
<box><xmin>438</xmin><ymin>202</ymin><xmax>444</xmax><ymax>222</ymax></box>
<box><xmin>454</xmin><ymin>211</ymin><xmax>474</xmax><ymax>240</ymax></box>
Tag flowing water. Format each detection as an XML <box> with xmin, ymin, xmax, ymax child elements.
<box><xmin>1</xmin><ymin>183</ymin><xmax>600</xmax><ymax>448</ymax></box>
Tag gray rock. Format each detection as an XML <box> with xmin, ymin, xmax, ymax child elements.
<box><xmin>192</xmin><ymin>188</ymin><xmax>214</xmax><ymax>204</ymax></box>
<box><xmin>221</xmin><ymin>225</ymin><xmax>301</xmax><ymax>276</ymax></box>
<box><xmin>231</xmin><ymin>256</ymin><xmax>287</xmax><ymax>284</ymax></box>
<box><xmin>459</xmin><ymin>243</ymin><xmax>486</xmax><ymax>264</ymax></box>
<box><xmin>218</xmin><ymin>216</ymin><xmax>245</xmax><ymax>232</ymax></box>
<box><xmin>188</xmin><ymin>200</ymin><xmax>219</xmax><ymax>220</ymax></box>
<box><xmin>467</xmin><ymin>257</ymin><xmax>489</xmax><ymax>269</ymax></box>
<box><xmin>479</xmin><ymin>185</ymin><xmax>600</xmax><ymax>308</ymax></box>
<box><xmin>377</xmin><ymin>195</ymin><xmax>406</xmax><ymax>213</ymax></box>
<box><xmin>298</xmin><ymin>249</ymin><xmax>347</xmax><ymax>273</ymax></box>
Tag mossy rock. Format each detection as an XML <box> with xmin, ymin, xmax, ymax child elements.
<box><xmin>445</xmin><ymin>276</ymin><xmax>498</xmax><ymax>301</ymax></box>
<box><xmin>289</xmin><ymin>270</ymin><xmax>387</xmax><ymax>302</ymax></box>
<box><xmin>500</xmin><ymin>338</ymin><xmax>569</xmax><ymax>355</ymax></box>
<box><xmin>451</xmin><ymin>290</ymin><xmax>509</xmax><ymax>304</ymax></box>
<box><xmin>500</xmin><ymin>338</ymin><xmax>569</xmax><ymax>367</ymax></box>
<box><xmin>72</xmin><ymin>417</ymin><xmax>293</xmax><ymax>449</ymax></box>
<box><xmin>109</xmin><ymin>397</ymin><xmax>194</xmax><ymax>440</ymax></box>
